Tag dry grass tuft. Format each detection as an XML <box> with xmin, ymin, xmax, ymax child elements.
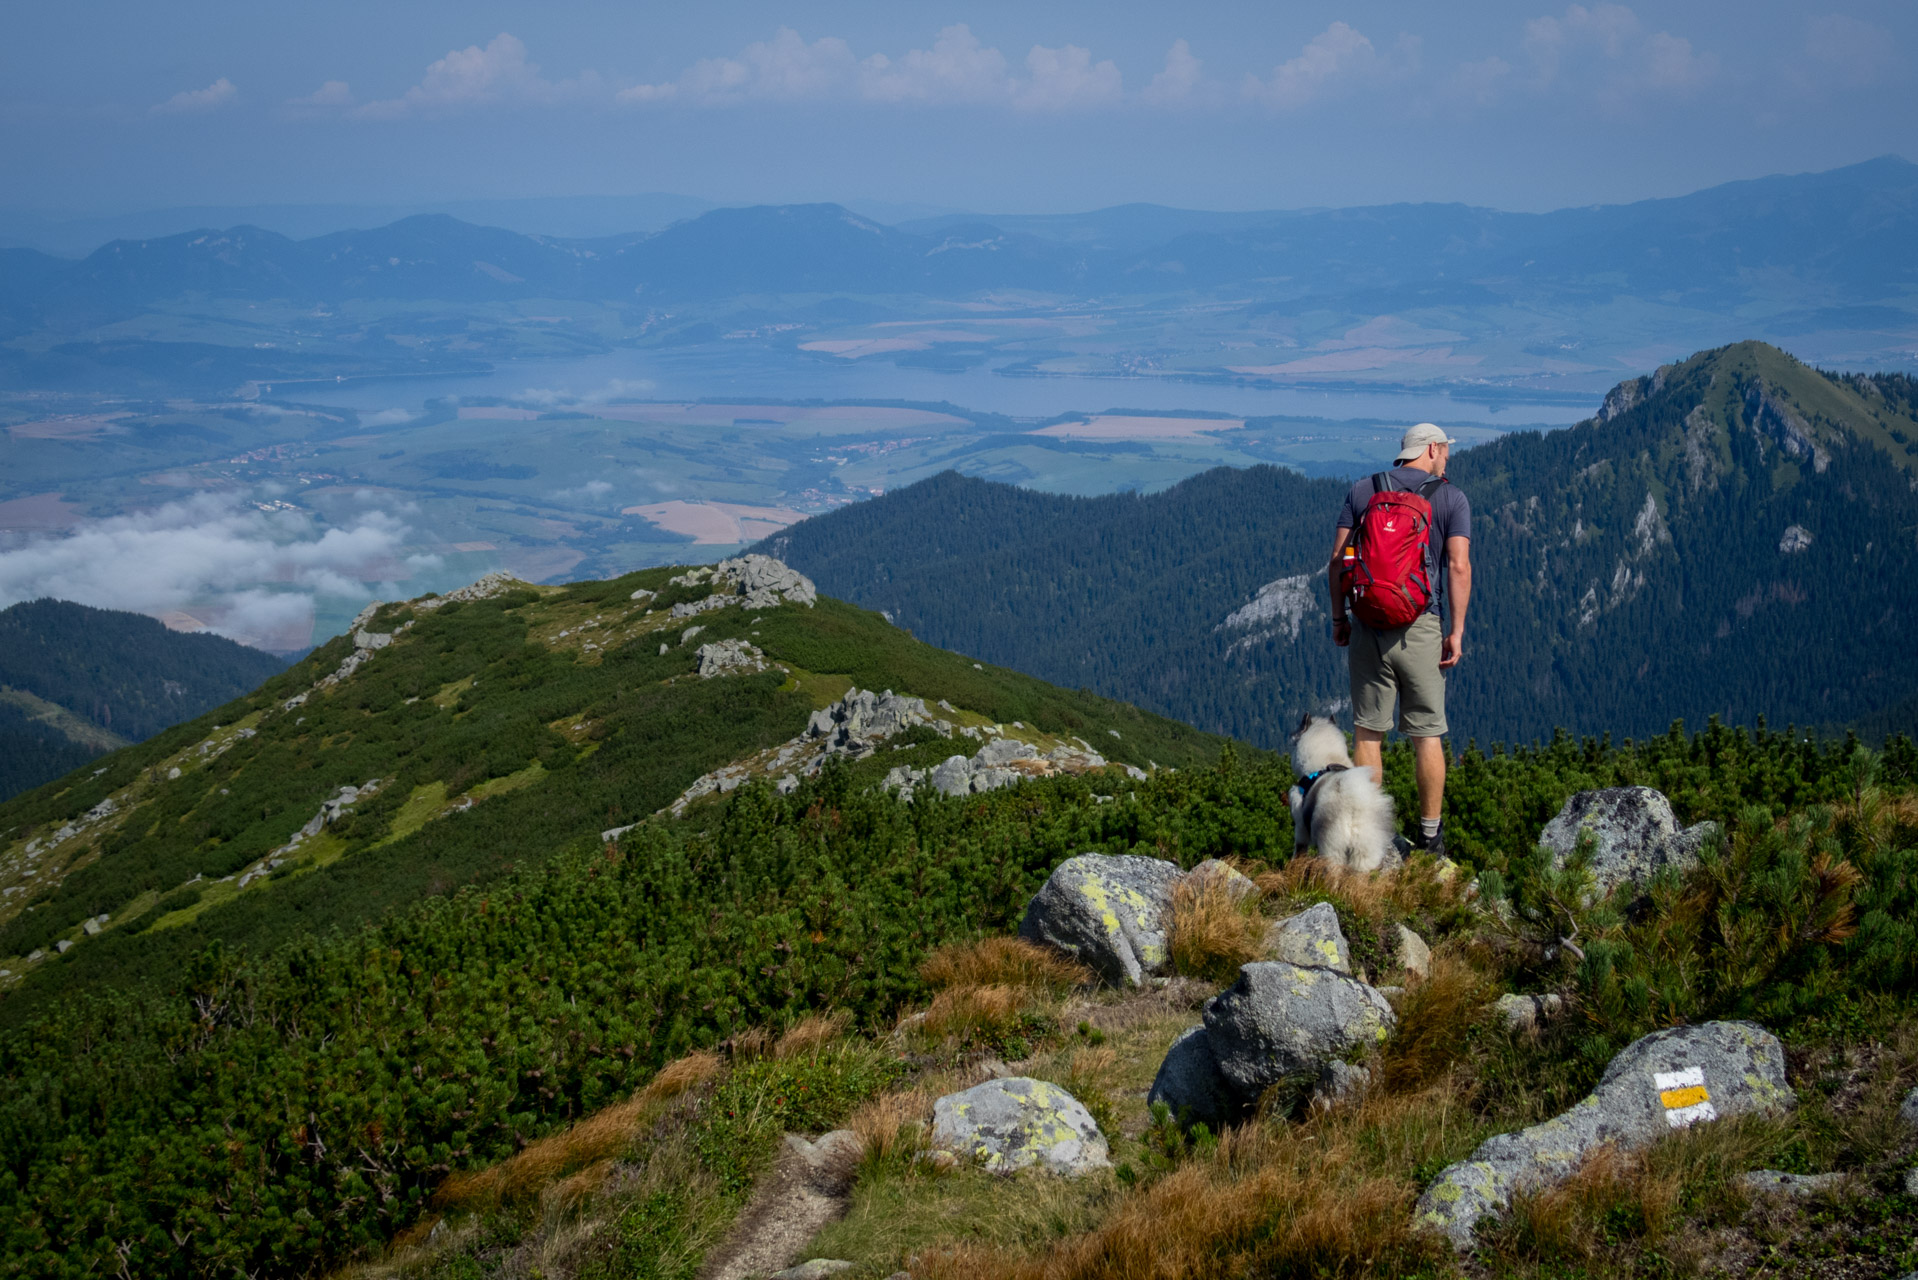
<box><xmin>1166</xmin><ymin>873</ymin><xmax>1264</xmax><ymax>981</ymax></box>
<box><xmin>916</xmin><ymin>1088</ymin><xmax>1452</xmax><ymax>1280</ymax></box>
<box><xmin>848</xmin><ymin>1087</ymin><xmax>932</xmax><ymax>1167</ymax></box>
<box><xmin>434</xmin><ymin>1050</ymin><xmax>719</xmax><ymax>1211</ymax></box>
<box><xmin>921</xmin><ymin>936</ymin><xmax>1089</xmax><ymax>993</ymax></box>
<box><xmin>1380</xmin><ymin>950</ymin><xmax>1500</xmax><ymax>1093</ymax></box>
<box><xmin>774</xmin><ymin>1010</ymin><xmax>853</xmax><ymax>1059</ymax></box>
<box><xmin>729</xmin><ymin>1025</ymin><xmax>773</xmax><ymax>1061</ymax></box>
<box><xmin>917</xmin><ymin>983</ymin><xmax>1027</xmax><ymax>1044</ymax></box>
<box><xmin>644</xmin><ymin>1049</ymin><xmax>720</xmax><ymax>1100</ymax></box>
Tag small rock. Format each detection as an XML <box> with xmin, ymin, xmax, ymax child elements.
<box><xmin>1147</xmin><ymin>1026</ymin><xmax>1241</xmax><ymax>1128</ymax></box>
<box><xmin>1495</xmin><ymin>992</ymin><xmax>1564</xmax><ymax>1033</ymax></box>
<box><xmin>930</xmin><ymin>1077</ymin><xmax>1110</xmax><ymax>1176</ymax></box>
<box><xmin>1742</xmin><ymin>1170</ymin><xmax>1842</xmax><ymax>1197</ymax></box>
<box><xmin>1905</xmin><ymin>1166</ymin><xmax>1918</xmax><ymax>1197</ymax></box>
<box><xmin>1396</xmin><ymin>925</ymin><xmax>1432</xmax><ymax>980</ymax></box>
<box><xmin>1017</xmin><ymin>853</ymin><xmax>1184</xmax><ymax>987</ymax></box>
<box><xmin>167</xmin><ymin>766</ymin><xmax>182</xmax><ymax>780</ymax></box>
<box><xmin>1187</xmin><ymin>859</ymin><xmax>1259</xmax><ymax>902</ymax></box>
<box><xmin>1263</xmin><ymin>902</ymin><xmax>1352</xmax><ymax>974</ymax></box>
<box><xmin>1316</xmin><ymin>1059</ymin><xmax>1371</xmax><ymax>1107</ymax></box>
<box><xmin>1202</xmin><ymin>961</ymin><xmax>1395</xmax><ymax>1096</ymax></box>
<box><xmin>1416</xmin><ymin>1020</ymin><xmax>1793</xmax><ymax>1250</ymax></box>
<box><xmin>81</xmin><ymin>919</ymin><xmax>102</xmax><ymax>937</ymax></box>
<box><xmin>770</xmin><ymin>1261</ymin><xmax>856</xmax><ymax>1279</ymax></box>
<box><xmin>680</xmin><ymin>625</ymin><xmax>704</xmax><ymax>645</ymax></box>
<box><xmin>1900</xmin><ymin>1086</ymin><xmax>1918</xmax><ymax>1131</ymax></box>
<box><xmin>55</xmin><ymin>939</ymin><xmax>72</xmax><ymax>953</ymax></box>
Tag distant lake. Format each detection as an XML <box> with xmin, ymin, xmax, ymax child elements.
<box><xmin>290</xmin><ymin>349</ymin><xmax>1601</xmax><ymax>427</ymax></box>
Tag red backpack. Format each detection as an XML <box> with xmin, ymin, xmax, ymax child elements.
<box><xmin>1340</xmin><ymin>472</ymin><xmax>1446</xmax><ymax>629</ymax></box>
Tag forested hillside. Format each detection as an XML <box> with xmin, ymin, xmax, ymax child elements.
<box><xmin>760</xmin><ymin>342</ymin><xmax>1918</xmax><ymax>747</ymax></box>
<box><xmin>0</xmin><ymin>599</ymin><xmax>286</xmax><ymax>801</ymax></box>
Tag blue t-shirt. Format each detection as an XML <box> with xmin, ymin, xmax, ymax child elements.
<box><xmin>1336</xmin><ymin>467</ymin><xmax>1472</xmax><ymax>617</ymax></box>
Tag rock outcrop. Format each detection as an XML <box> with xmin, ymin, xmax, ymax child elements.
<box><xmin>1539</xmin><ymin>787</ymin><xmax>1719</xmax><ymax>897</ymax></box>
<box><xmin>930</xmin><ymin>1077</ymin><xmax>1110</xmax><ymax>1176</ymax></box>
<box><xmin>1018</xmin><ymin>853</ymin><xmax>1183</xmax><ymax>987</ymax></box>
<box><xmin>1416</xmin><ymin>1020</ymin><xmax>1792</xmax><ymax>1249</ymax></box>
<box><xmin>695</xmin><ymin>638</ymin><xmax>769</xmax><ymax>678</ymax></box>
<box><xmin>666</xmin><ymin>555</ymin><xmax>817</xmax><ymax>618</ymax></box>
<box><xmin>415</xmin><ymin>572</ymin><xmax>519</xmax><ymax>609</ymax></box>
<box><xmin>886</xmin><ymin>739</ymin><xmax>1112</xmax><ymax>802</ymax></box>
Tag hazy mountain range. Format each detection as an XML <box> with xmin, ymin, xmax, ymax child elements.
<box><xmin>3</xmin><ymin>157</ymin><xmax>1912</xmax><ymax>315</ymax></box>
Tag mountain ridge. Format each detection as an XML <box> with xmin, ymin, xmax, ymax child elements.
<box><xmin>758</xmin><ymin>341</ymin><xmax>1918</xmax><ymax>747</ymax></box>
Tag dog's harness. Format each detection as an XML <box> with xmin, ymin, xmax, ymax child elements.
<box><xmin>1292</xmin><ymin>763</ymin><xmax>1349</xmax><ymax>836</ymax></box>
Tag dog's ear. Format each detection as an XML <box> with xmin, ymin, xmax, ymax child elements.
<box><xmin>1297</xmin><ymin>712</ymin><xmax>1313</xmax><ymax>734</ymax></box>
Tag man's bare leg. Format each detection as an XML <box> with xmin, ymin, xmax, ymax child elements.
<box><xmin>1353</xmin><ymin>726</ymin><xmax>1384</xmax><ymax>786</ymax></box>
<box><xmin>1412</xmin><ymin>734</ymin><xmax>1446</xmax><ymax>821</ymax></box>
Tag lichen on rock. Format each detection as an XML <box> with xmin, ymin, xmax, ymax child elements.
<box><xmin>1018</xmin><ymin>853</ymin><xmax>1183</xmax><ymax>987</ymax></box>
<box><xmin>930</xmin><ymin>1076</ymin><xmax>1110</xmax><ymax>1176</ymax></box>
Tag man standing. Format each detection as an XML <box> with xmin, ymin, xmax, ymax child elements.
<box><xmin>1328</xmin><ymin>422</ymin><xmax>1472</xmax><ymax>856</ymax></box>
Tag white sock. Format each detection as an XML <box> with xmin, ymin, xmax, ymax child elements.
<box><xmin>1421</xmin><ymin>817</ymin><xmax>1441</xmax><ymax>839</ymax></box>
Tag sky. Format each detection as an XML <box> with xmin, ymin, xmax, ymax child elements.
<box><xmin>5</xmin><ymin>1</ymin><xmax>1916</xmax><ymax>218</ymax></box>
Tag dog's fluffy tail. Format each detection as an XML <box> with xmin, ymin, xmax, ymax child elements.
<box><xmin>1313</xmin><ymin>773</ymin><xmax>1398</xmax><ymax>874</ymax></box>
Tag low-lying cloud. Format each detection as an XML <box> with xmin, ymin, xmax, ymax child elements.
<box><xmin>0</xmin><ymin>494</ymin><xmax>439</xmax><ymax>651</ymax></box>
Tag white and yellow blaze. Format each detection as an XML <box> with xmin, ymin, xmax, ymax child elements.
<box><xmin>1654</xmin><ymin>1067</ymin><xmax>1717</xmax><ymax>1128</ymax></box>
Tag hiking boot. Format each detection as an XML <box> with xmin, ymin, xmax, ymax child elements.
<box><xmin>1391</xmin><ymin>833</ymin><xmax>1413</xmax><ymax>859</ymax></box>
<box><xmin>1410</xmin><ymin>822</ymin><xmax>1446</xmax><ymax>859</ymax></box>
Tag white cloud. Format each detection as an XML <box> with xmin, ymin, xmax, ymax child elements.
<box><xmin>1014</xmin><ymin>43</ymin><xmax>1122</xmax><ymax>111</ymax></box>
<box><xmin>357</xmin><ymin>33</ymin><xmax>595</xmax><ymax>119</ymax></box>
<box><xmin>0</xmin><ymin>494</ymin><xmax>424</xmax><ymax>648</ymax></box>
<box><xmin>1243</xmin><ymin>23</ymin><xmax>1417</xmax><ymax>110</ymax></box>
<box><xmin>858</xmin><ymin>25</ymin><xmax>1011</xmax><ymax>105</ymax></box>
<box><xmin>150</xmin><ymin>78</ymin><xmax>237</xmax><ymax>115</ymax></box>
<box><xmin>1791</xmin><ymin>14</ymin><xmax>1899</xmax><ymax>92</ymax></box>
<box><xmin>621</xmin><ymin>27</ymin><xmax>858</xmax><ymax>105</ymax></box>
<box><xmin>1519</xmin><ymin>6</ymin><xmax>1716</xmax><ymax>106</ymax></box>
<box><xmin>620</xmin><ymin>25</ymin><xmax>1120</xmax><ymax>112</ymax></box>
<box><xmin>1142</xmin><ymin>40</ymin><xmax>1210</xmax><ymax>107</ymax></box>
<box><xmin>288</xmin><ymin>80</ymin><xmax>355</xmax><ymax>109</ymax></box>
<box><xmin>1444</xmin><ymin>56</ymin><xmax>1514</xmax><ymax>108</ymax></box>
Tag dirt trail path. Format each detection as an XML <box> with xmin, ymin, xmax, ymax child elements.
<box><xmin>700</xmin><ymin>1131</ymin><xmax>859</xmax><ymax>1280</ymax></box>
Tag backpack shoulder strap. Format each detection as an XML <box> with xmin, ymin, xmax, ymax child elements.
<box><xmin>1371</xmin><ymin>471</ymin><xmax>1394</xmax><ymax>495</ymax></box>
<box><xmin>1416</xmin><ymin>473</ymin><xmax>1446</xmax><ymax>499</ymax></box>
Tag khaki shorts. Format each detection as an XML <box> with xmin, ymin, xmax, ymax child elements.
<box><xmin>1349</xmin><ymin>613</ymin><xmax>1447</xmax><ymax>738</ymax></box>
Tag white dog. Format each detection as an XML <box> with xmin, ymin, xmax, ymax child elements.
<box><xmin>1287</xmin><ymin>716</ymin><xmax>1398</xmax><ymax>873</ymax></box>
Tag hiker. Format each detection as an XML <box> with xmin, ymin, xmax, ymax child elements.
<box><xmin>1327</xmin><ymin>422</ymin><xmax>1473</xmax><ymax>856</ymax></box>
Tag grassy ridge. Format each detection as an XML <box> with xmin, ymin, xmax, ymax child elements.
<box><xmin>0</xmin><ymin>571</ymin><xmax>1231</xmax><ymax>1017</ymax></box>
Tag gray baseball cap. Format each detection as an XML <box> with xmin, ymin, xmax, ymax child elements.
<box><xmin>1394</xmin><ymin>422</ymin><xmax>1458</xmax><ymax>462</ymax></box>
